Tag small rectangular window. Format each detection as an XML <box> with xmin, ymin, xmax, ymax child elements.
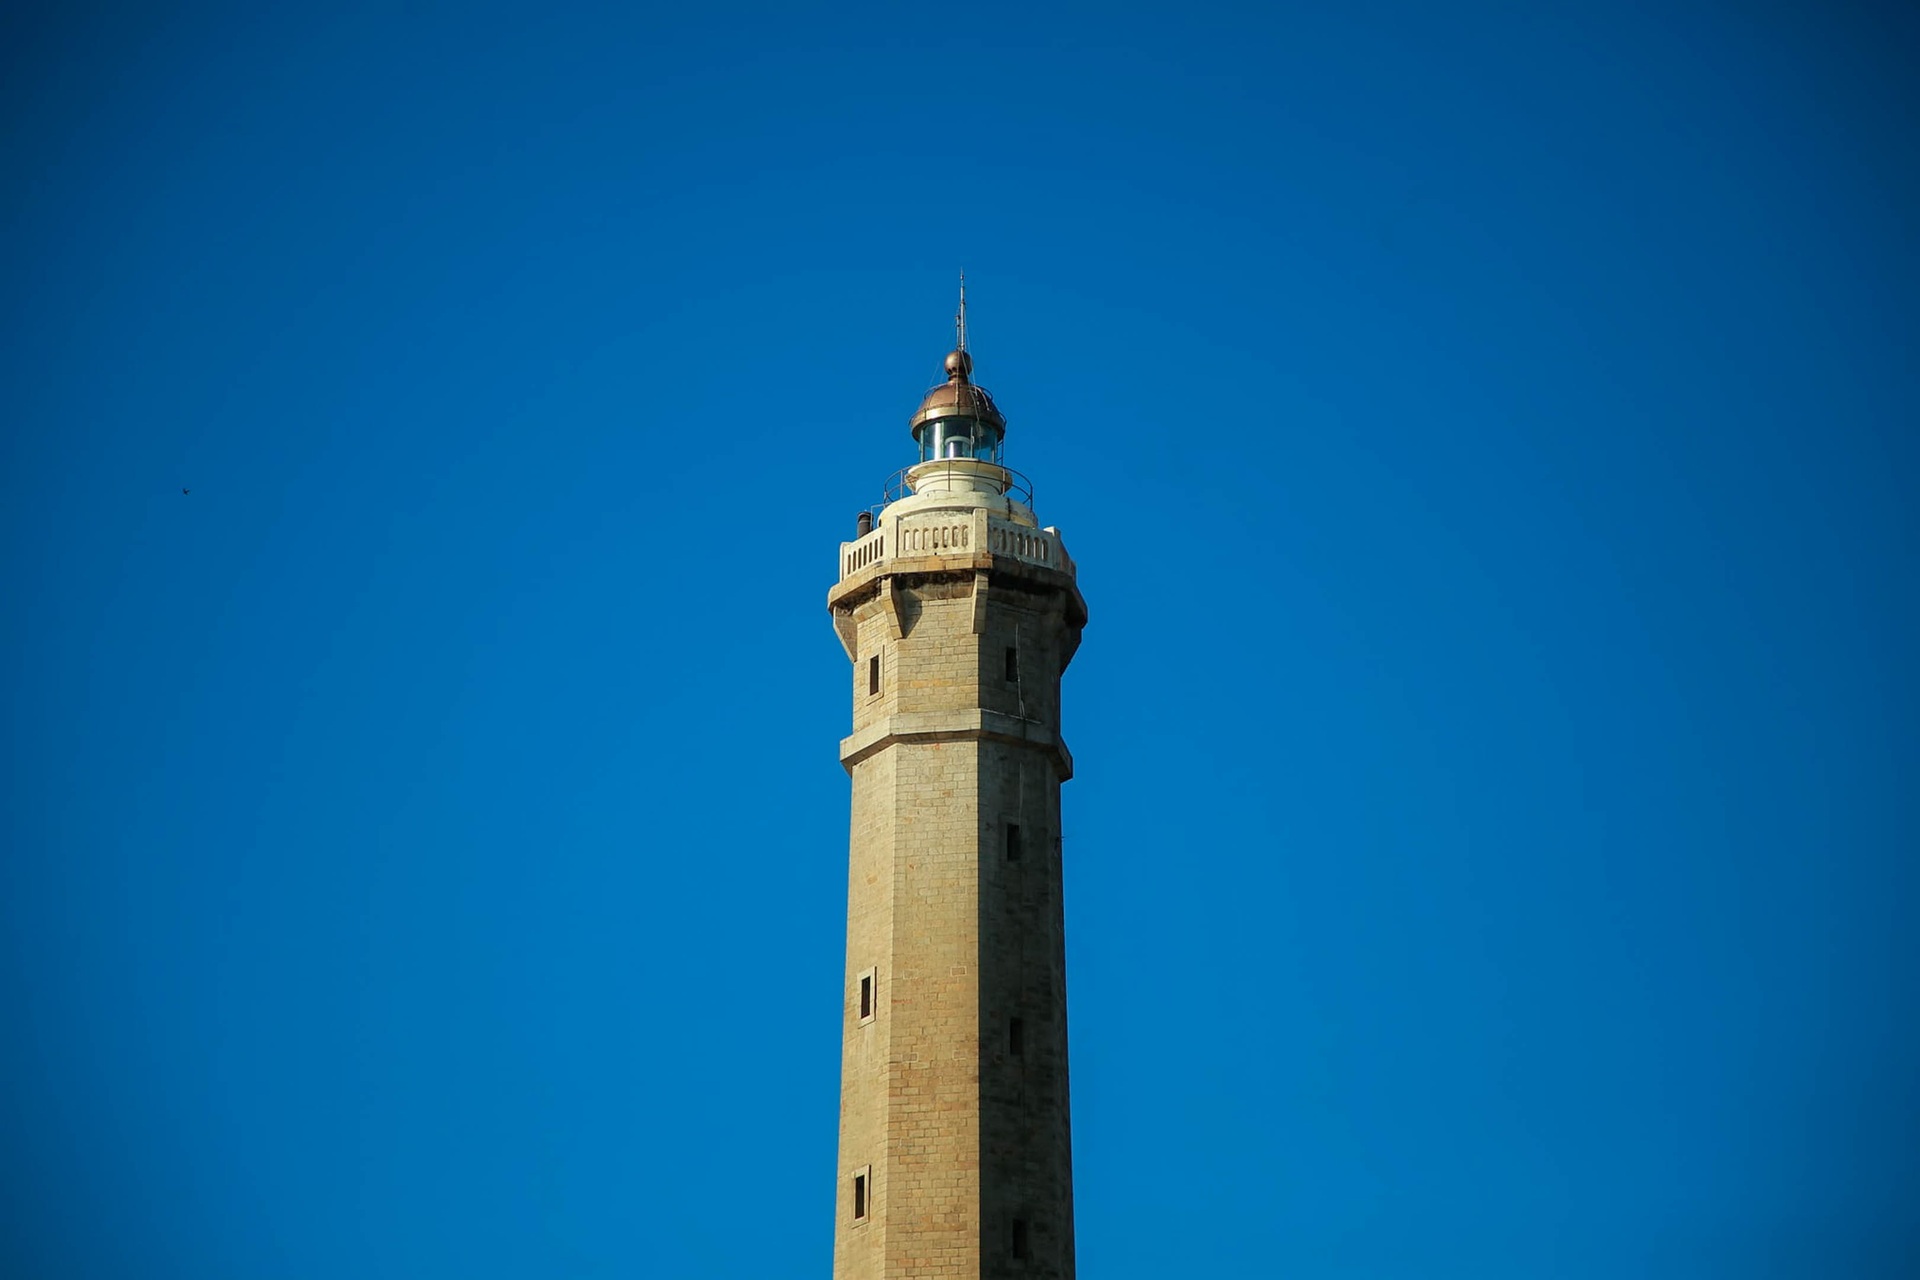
<box><xmin>853</xmin><ymin>1169</ymin><xmax>870</xmax><ymax>1222</ymax></box>
<box><xmin>1009</xmin><ymin>1016</ymin><xmax>1024</xmax><ymax>1057</ymax></box>
<box><xmin>868</xmin><ymin>654</ymin><xmax>880</xmax><ymax>696</ymax></box>
<box><xmin>1011</xmin><ymin>1218</ymin><xmax>1029</xmax><ymax>1259</ymax></box>
<box><xmin>858</xmin><ymin>968</ymin><xmax>876</xmax><ymax>1024</ymax></box>
<box><xmin>1005</xmin><ymin>823</ymin><xmax>1022</xmax><ymax>863</ymax></box>
<box><xmin>1004</xmin><ymin>646</ymin><xmax>1019</xmax><ymax>682</ymax></box>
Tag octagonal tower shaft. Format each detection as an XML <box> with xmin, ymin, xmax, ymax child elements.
<box><xmin>829</xmin><ymin>500</ymin><xmax>1087</xmax><ymax>1280</ymax></box>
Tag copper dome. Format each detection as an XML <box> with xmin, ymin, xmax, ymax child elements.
<box><xmin>909</xmin><ymin>350</ymin><xmax>1007</xmax><ymax>434</ymax></box>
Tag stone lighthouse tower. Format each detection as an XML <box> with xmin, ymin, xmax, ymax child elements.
<box><xmin>827</xmin><ymin>292</ymin><xmax>1087</xmax><ymax>1280</ymax></box>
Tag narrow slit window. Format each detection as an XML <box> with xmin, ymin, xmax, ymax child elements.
<box><xmin>1004</xmin><ymin>646</ymin><xmax>1019</xmax><ymax>683</ymax></box>
<box><xmin>868</xmin><ymin>654</ymin><xmax>880</xmax><ymax>696</ymax></box>
<box><xmin>1011</xmin><ymin>1218</ymin><xmax>1029</xmax><ymax>1260</ymax></box>
<box><xmin>858</xmin><ymin>969</ymin><xmax>876</xmax><ymax>1024</ymax></box>
<box><xmin>853</xmin><ymin>1169</ymin><xmax>870</xmax><ymax>1222</ymax></box>
<box><xmin>1006</xmin><ymin>823</ymin><xmax>1022</xmax><ymax>863</ymax></box>
<box><xmin>1009</xmin><ymin>1016</ymin><xmax>1024</xmax><ymax>1057</ymax></box>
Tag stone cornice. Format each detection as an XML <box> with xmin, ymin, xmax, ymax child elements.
<box><xmin>828</xmin><ymin>552</ymin><xmax>1084</xmax><ymax>619</ymax></box>
<box><xmin>839</xmin><ymin>708</ymin><xmax>1073</xmax><ymax>780</ymax></box>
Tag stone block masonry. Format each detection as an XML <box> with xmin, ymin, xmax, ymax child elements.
<box><xmin>829</xmin><ymin>540</ymin><xmax>1086</xmax><ymax>1280</ymax></box>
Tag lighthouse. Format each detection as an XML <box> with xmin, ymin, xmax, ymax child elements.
<box><xmin>827</xmin><ymin>290</ymin><xmax>1088</xmax><ymax>1279</ymax></box>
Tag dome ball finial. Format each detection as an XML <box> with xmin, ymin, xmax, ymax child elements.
<box><xmin>945</xmin><ymin>349</ymin><xmax>973</xmax><ymax>380</ymax></box>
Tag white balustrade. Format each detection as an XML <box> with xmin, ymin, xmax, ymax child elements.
<box><xmin>840</xmin><ymin>515</ymin><xmax>1071</xmax><ymax>582</ymax></box>
<box><xmin>842</xmin><ymin>526</ymin><xmax>886</xmax><ymax>578</ymax></box>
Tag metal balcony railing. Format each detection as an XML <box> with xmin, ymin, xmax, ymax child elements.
<box><xmin>876</xmin><ymin>461</ymin><xmax>1034</xmax><ymax>509</ymax></box>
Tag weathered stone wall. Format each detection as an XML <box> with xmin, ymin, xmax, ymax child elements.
<box><xmin>835</xmin><ymin>723</ymin><xmax>894</xmax><ymax>1280</ymax></box>
<box><xmin>977</xmin><ymin>585</ymin><xmax>1074</xmax><ymax>1279</ymax></box>
<box><xmin>831</xmin><ymin>556</ymin><xmax>1082</xmax><ymax>1280</ymax></box>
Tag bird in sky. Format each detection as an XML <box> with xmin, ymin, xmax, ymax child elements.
<box><xmin>182</xmin><ymin>488</ymin><xmax>190</xmax><ymax>495</ymax></box>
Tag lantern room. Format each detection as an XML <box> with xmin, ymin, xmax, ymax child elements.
<box><xmin>909</xmin><ymin>349</ymin><xmax>1006</xmax><ymax>465</ymax></box>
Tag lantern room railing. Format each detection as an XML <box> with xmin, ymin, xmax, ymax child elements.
<box><xmin>880</xmin><ymin>461</ymin><xmax>1033</xmax><ymax>507</ymax></box>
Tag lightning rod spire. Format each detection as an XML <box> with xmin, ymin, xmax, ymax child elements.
<box><xmin>956</xmin><ymin>270</ymin><xmax>968</xmax><ymax>354</ymax></box>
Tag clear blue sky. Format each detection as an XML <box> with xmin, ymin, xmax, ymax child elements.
<box><xmin>3</xmin><ymin>2</ymin><xmax>1915</xmax><ymax>1276</ymax></box>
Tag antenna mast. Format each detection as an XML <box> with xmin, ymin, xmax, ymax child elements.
<box><xmin>955</xmin><ymin>270</ymin><xmax>968</xmax><ymax>353</ymax></box>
